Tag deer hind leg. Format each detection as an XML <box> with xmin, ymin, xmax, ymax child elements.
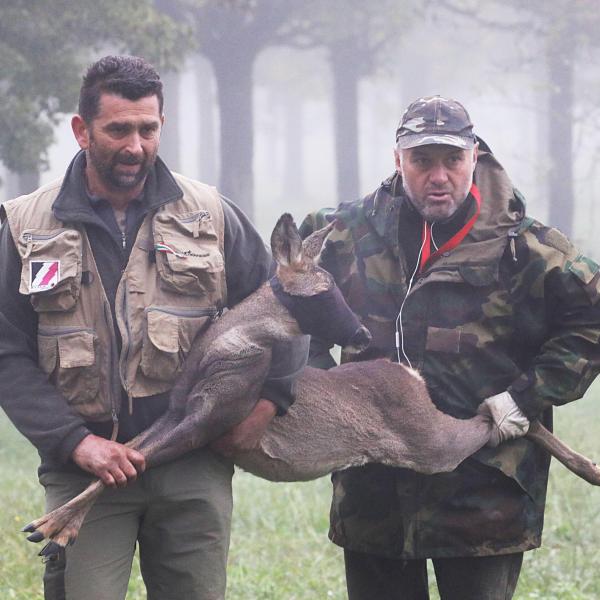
<box><xmin>24</xmin><ymin>348</ymin><xmax>269</xmax><ymax>554</ymax></box>
<box><xmin>22</xmin><ymin>479</ymin><xmax>105</xmax><ymax>557</ymax></box>
<box><xmin>138</xmin><ymin>351</ymin><xmax>270</xmax><ymax>467</ymax></box>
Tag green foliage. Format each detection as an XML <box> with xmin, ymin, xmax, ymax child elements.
<box><xmin>1</xmin><ymin>381</ymin><xmax>600</xmax><ymax>598</ymax></box>
<box><xmin>0</xmin><ymin>0</ymin><xmax>192</xmax><ymax>173</ymax></box>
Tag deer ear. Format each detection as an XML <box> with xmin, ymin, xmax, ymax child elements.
<box><xmin>271</xmin><ymin>213</ymin><xmax>303</xmax><ymax>267</ymax></box>
<box><xmin>301</xmin><ymin>221</ymin><xmax>334</xmax><ymax>263</ymax></box>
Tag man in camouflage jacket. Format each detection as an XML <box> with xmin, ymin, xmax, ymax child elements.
<box><xmin>300</xmin><ymin>96</ymin><xmax>600</xmax><ymax>599</ymax></box>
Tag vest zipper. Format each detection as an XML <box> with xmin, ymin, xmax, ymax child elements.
<box><xmin>119</xmin><ymin>279</ymin><xmax>134</xmax><ymax>412</ymax></box>
<box><xmin>23</xmin><ymin>232</ymin><xmax>65</xmax><ymax>241</ymax></box>
<box><xmin>102</xmin><ymin>299</ymin><xmax>121</xmax><ymax>429</ymax></box>
<box><xmin>144</xmin><ymin>306</ymin><xmax>220</xmax><ymax>319</ymax></box>
<box><xmin>22</xmin><ymin>231</ymin><xmax>70</xmax><ymax>258</ymax></box>
<box><xmin>177</xmin><ymin>211</ymin><xmax>210</xmax><ymax>238</ymax></box>
<box><xmin>37</xmin><ymin>325</ymin><xmax>95</xmax><ymax>335</ymax></box>
<box><xmin>121</xmin><ymin>231</ymin><xmax>126</xmax><ymax>250</ymax></box>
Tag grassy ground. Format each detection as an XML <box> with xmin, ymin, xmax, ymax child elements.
<box><xmin>1</xmin><ymin>380</ymin><xmax>599</xmax><ymax>599</ymax></box>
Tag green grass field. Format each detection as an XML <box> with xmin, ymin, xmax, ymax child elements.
<box><xmin>2</xmin><ymin>380</ymin><xmax>600</xmax><ymax>599</ymax></box>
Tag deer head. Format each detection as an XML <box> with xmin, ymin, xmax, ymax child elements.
<box><xmin>270</xmin><ymin>213</ymin><xmax>371</xmax><ymax>353</ymax></box>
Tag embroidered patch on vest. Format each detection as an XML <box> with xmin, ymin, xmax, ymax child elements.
<box><xmin>30</xmin><ymin>260</ymin><xmax>60</xmax><ymax>292</ymax></box>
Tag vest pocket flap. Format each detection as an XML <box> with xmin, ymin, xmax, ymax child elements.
<box><xmin>155</xmin><ymin>209</ymin><xmax>216</xmax><ymax>239</ymax></box>
<box><xmin>146</xmin><ymin>310</ymin><xmax>180</xmax><ymax>353</ymax></box>
<box><xmin>140</xmin><ymin>307</ymin><xmax>217</xmax><ymax>384</ymax></box>
<box><xmin>17</xmin><ymin>228</ymin><xmax>82</xmax><ymax>311</ymax></box>
<box><xmin>37</xmin><ymin>335</ymin><xmax>58</xmax><ymax>373</ymax></box>
<box><xmin>18</xmin><ymin>228</ymin><xmax>82</xmax><ymax>292</ymax></box>
<box><xmin>37</xmin><ymin>329</ymin><xmax>103</xmax><ymax>418</ymax></box>
<box><xmin>57</xmin><ymin>331</ymin><xmax>96</xmax><ymax>368</ymax></box>
<box><xmin>153</xmin><ymin>212</ymin><xmax>224</xmax><ymax>295</ymax></box>
<box><xmin>163</xmin><ymin>249</ymin><xmax>224</xmax><ymax>274</ymax></box>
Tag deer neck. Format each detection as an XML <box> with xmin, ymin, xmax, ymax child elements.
<box><xmin>215</xmin><ymin>282</ymin><xmax>303</xmax><ymax>346</ymax></box>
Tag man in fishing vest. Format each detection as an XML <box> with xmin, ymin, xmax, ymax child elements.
<box><xmin>0</xmin><ymin>55</ymin><xmax>306</xmax><ymax>600</ymax></box>
<box><xmin>301</xmin><ymin>96</ymin><xmax>600</xmax><ymax>599</ymax></box>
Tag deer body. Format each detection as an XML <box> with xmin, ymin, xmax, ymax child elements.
<box><xmin>234</xmin><ymin>360</ymin><xmax>492</xmax><ymax>482</ymax></box>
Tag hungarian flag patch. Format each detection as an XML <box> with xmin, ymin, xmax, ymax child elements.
<box><xmin>30</xmin><ymin>260</ymin><xmax>60</xmax><ymax>292</ymax></box>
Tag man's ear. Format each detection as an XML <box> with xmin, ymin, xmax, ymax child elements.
<box><xmin>472</xmin><ymin>142</ymin><xmax>479</xmax><ymax>172</ymax></box>
<box><xmin>71</xmin><ymin>115</ymin><xmax>90</xmax><ymax>150</ymax></box>
<box><xmin>394</xmin><ymin>148</ymin><xmax>402</xmax><ymax>173</ymax></box>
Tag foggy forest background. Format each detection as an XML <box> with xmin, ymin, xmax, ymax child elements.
<box><xmin>1</xmin><ymin>0</ymin><xmax>599</xmax><ymax>255</ymax></box>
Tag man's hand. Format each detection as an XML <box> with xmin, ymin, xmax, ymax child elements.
<box><xmin>210</xmin><ymin>399</ymin><xmax>277</xmax><ymax>458</ymax></box>
<box><xmin>71</xmin><ymin>434</ymin><xmax>146</xmax><ymax>487</ymax></box>
<box><xmin>478</xmin><ymin>391</ymin><xmax>530</xmax><ymax>447</ymax></box>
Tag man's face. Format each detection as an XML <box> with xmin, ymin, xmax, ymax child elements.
<box><xmin>395</xmin><ymin>143</ymin><xmax>478</xmax><ymax>222</ymax></box>
<box><xmin>74</xmin><ymin>93</ymin><xmax>163</xmax><ymax>194</ymax></box>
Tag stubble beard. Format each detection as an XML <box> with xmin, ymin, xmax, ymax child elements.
<box><xmin>404</xmin><ymin>182</ymin><xmax>471</xmax><ymax>223</ymax></box>
<box><xmin>88</xmin><ymin>139</ymin><xmax>157</xmax><ymax>192</ymax></box>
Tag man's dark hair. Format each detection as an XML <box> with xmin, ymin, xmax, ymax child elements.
<box><xmin>78</xmin><ymin>55</ymin><xmax>164</xmax><ymax>123</ymax></box>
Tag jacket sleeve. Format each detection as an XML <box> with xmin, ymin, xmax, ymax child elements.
<box><xmin>0</xmin><ymin>221</ymin><xmax>90</xmax><ymax>464</ymax></box>
<box><xmin>221</xmin><ymin>197</ymin><xmax>308</xmax><ymax>413</ymax></box>
<box><xmin>508</xmin><ymin>230</ymin><xmax>600</xmax><ymax>419</ymax></box>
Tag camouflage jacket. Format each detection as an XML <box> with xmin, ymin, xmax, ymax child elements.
<box><xmin>300</xmin><ymin>149</ymin><xmax>600</xmax><ymax>558</ymax></box>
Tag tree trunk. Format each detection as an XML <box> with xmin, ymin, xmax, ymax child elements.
<box><xmin>282</xmin><ymin>91</ymin><xmax>305</xmax><ymax>199</ymax></box>
<box><xmin>194</xmin><ymin>54</ymin><xmax>218</xmax><ymax>186</ymax></box>
<box><xmin>329</xmin><ymin>41</ymin><xmax>361</xmax><ymax>204</ymax></box>
<box><xmin>210</xmin><ymin>52</ymin><xmax>256</xmax><ymax>219</ymax></box>
<box><xmin>159</xmin><ymin>70</ymin><xmax>181</xmax><ymax>172</ymax></box>
<box><xmin>546</xmin><ymin>25</ymin><xmax>575</xmax><ymax>236</ymax></box>
<box><xmin>6</xmin><ymin>168</ymin><xmax>40</xmax><ymax>198</ymax></box>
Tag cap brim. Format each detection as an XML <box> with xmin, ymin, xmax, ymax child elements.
<box><xmin>396</xmin><ymin>133</ymin><xmax>475</xmax><ymax>150</ymax></box>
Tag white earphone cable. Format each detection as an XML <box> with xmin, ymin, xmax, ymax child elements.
<box><xmin>395</xmin><ymin>227</ymin><xmax>427</xmax><ymax>368</ymax></box>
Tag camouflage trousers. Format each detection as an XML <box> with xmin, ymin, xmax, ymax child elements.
<box><xmin>344</xmin><ymin>549</ymin><xmax>523</xmax><ymax>599</ymax></box>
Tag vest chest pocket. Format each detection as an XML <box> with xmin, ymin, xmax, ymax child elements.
<box><xmin>153</xmin><ymin>211</ymin><xmax>224</xmax><ymax>296</ymax></box>
<box><xmin>18</xmin><ymin>228</ymin><xmax>82</xmax><ymax>312</ymax></box>
<box><xmin>140</xmin><ymin>306</ymin><xmax>218</xmax><ymax>382</ymax></box>
<box><xmin>37</xmin><ymin>328</ymin><xmax>103</xmax><ymax>419</ymax></box>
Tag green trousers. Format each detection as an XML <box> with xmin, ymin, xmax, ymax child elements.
<box><xmin>41</xmin><ymin>448</ymin><xmax>234</xmax><ymax>600</ymax></box>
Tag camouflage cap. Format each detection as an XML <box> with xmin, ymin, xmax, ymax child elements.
<box><xmin>395</xmin><ymin>96</ymin><xmax>476</xmax><ymax>150</ymax></box>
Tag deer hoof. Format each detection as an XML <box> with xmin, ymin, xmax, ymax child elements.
<box><xmin>21</xmin><ymin>523</ymin><xmax>36</xmax><ymax>533</ymax></box>
<box><xmin>39</xmin><ymin>541</ymin><xmax>63</xmax><ymax>558</ymax></box>
<box><xmin>26</xmin><ymin>530</ymin><xmax>45</xmax><ymax>543</ymax></box>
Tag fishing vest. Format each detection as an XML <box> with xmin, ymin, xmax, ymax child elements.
<box><xmin>3</xmin><ymin>173</ymin><xmax>227</xmax><ymax>422</ymax></box>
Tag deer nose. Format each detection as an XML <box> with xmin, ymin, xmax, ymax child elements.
<box><xmin>345</xmin><ymin>325</ymin><xmax>371</xmax><ymax>353</ymax></box>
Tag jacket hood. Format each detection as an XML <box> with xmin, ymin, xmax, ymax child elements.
<box><xmin>360</xmin><ymin>148</ymin><xmax>526</xmax><ymax>278</ymax></box>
